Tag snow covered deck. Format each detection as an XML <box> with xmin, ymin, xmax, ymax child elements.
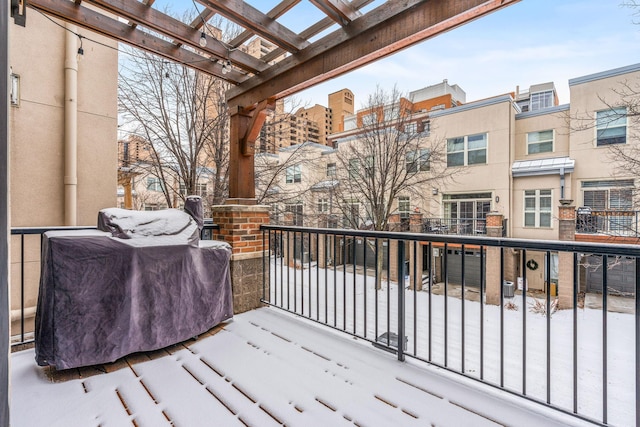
<box><xmin>11</xmin><ymin>307</ymin><xmax>588</xmax><ymax>426</ymax></box>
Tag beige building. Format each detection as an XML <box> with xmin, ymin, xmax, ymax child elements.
<box><xmin>9</xmin><ymin>13</ymin><xmax>118</xmax><ymax>336</ymax></box>
<box><xmin>268</xmin><ymin>62</ymin><xmax>640</xmax><ymax>294</ymax></box>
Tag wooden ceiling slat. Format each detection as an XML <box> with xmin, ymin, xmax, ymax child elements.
<box><xmin>309</xmin><ymin>0</ymin><xmax>361</xmax><ymax>26</ymax></box>
<box><xmin>228</xmin><ymin>0</ymin><xmax>301</xmax><ymax>49</ymax></box>
<box><xmin>28</xmin><ymin>0</ymin><xmax>245</xmax><ymax>83</ymax></box>
<box><xmin>86</xmin><ymin>0</ymin><xmax>266</xmax><ymax>74</ymax></box>
<box><xmin>196</xmin><ymin>0</ymin><xmax>309</xmax><ymax>53</ymax></box>
<box><xmin>260</xmin><ymin>0</ymin><xmax>374</xmax><ymax>64</ymax></box>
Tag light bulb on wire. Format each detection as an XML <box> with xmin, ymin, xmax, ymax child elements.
<box><xmin>199</xmin><ymin>32</ymin><xmax>207</xmax><ymax>47</ymax></box>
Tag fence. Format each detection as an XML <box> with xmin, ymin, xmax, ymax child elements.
<box><xmin>261</xmin><ymin>224</ymin><xmax>639</xmax><ymax>426</ymax></box>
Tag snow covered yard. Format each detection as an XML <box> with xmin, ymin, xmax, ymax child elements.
<box><xmin>11</xmin><ymin>308</ymin><xmax>588</xmax><ymax>427</ymax></box>
<box><xmin>269</xmin><ymin>262</ymin><xmax>637</xmax><ymax>426</ymax></box>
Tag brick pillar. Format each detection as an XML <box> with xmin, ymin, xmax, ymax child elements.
<box><xmin>409</xmin><ymin>212</ymin><xmax>423</xmax><ymax>290</ymax></box>
<box><xmin>485</xmin><ymin>212</ymin><xmax>504</xmax><ymax>305</ymax></box>
<box><xmin>211</xmin><ymin>203</ymin><xmax>270</xmax><ymax>314</ymax></box>
<box><xmin>387</xmin><ymin>214</ymin><xmax>401</xmax><ymax>281</ymax></box>
<box><xmin>558</xmin><ymin>202</ymin><xmax>576</xmax><ymax>309</ymax></box>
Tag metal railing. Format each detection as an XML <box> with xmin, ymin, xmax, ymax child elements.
<box><xmin>577</xmin><ymin>210</ymin><xmax>640</xmax><ymax>236</ymax></box>
<box><xmin>9</xmin><ymin>222</ymin><xmax>219</xmax><ymax>348</ymax></box>
<box><xmin>423</xmin><ymin>217</ymin><xmax>487</xmax><ymax>235</ymax></box>
<box><xmin>261</xmin><ymin>224</ymin><xmax>639</xmax><ymax>426</ymax></box>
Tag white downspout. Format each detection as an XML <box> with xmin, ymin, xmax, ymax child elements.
<box><xmin>64</xmin><ymin>25</ymin><xmax>78</xmax><ymax>226</ymax></box>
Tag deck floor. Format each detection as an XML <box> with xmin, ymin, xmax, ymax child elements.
<box><xmin>11</xmin><ymin>307</ymin><xmax>588</xmax><ymax>427</ymax></box>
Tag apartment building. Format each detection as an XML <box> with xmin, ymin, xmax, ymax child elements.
<box><xmin>9</xmin><ymin>13</ymin><xmax>118</xmax><ymax>336</ymax></box>
<box><xmin>266</xmin><ymin>62</ymin><xmax>640</xmax><ymax>294</ymax></box>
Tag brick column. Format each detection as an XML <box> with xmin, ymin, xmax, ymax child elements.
<box><xmin>387</xmin><ymin>214</ymin><xmax>401</xmax><ymax>281</ymax></box>
<box><xmin>485</xmin><ymin>212</ymin><xmax>503</xmax><ymax>305</ymax></box>
<box><xmin>558</xmin><ymin>202</ymin><xmax>576</xmax><ymax>309</ymax></box>
<box><xmin>211</xmin><ymin>203</ymin><xmax>269</xmax><ymax>314</ymax></box>
<box><xmin>409</xmin><ymin>212</ymin><xmax>423</xmax><ymax>290</ymax></box>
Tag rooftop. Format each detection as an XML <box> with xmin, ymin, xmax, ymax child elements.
<box><xmin>11</xmin><ymin>307</ymin><xmax>587</xmax><ymax>427</ymax></box>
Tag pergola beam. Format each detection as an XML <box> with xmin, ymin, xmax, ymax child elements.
<box><xmin>228</xmin><ymin>0</ymin><xmax>301</xmax><ymax>49</ymax></box>
<box><xmin>261</xmin><ymin>0</ymin><xmax>374</xmax><ymax>64</ymax></box>
<box><xmin>228</xmin><ymin>0</ymin><xmax>519</xmax><ymax>108</ymax></box>
<box><xmin>309</xmin><ymin>0</ymin><xmax>362</xmax><ymax>26</ymax></box>
<box><xmin>196</xmin><ymin>0</ymin><xmax>309</xmax><ymax>53</ymax></box>
<box><xmin>28</xmin><ymin>0</ymin><xmax>246</xmax><ymax>82</ymax></box>
<box><xmin>86</xmin><ymin>0</ymin><xmax>267</xmax><ymax>74</ymax></box>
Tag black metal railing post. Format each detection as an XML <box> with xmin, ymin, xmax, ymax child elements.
<box><xmin>397</xmin><ymin>240</ymin><xmax>405</xmax><ymax>362</ymax></box>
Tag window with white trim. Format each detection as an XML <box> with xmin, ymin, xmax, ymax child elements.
<box><xmin>524</xmin><ymin>189</ymin><xmax>552</xmax><ymax>228</ymax></box>
<box><xmin>404</xmin><ymin>122</ymin><xmax>417</xmax><ymax>134</ymax></box>
<box><xmin>285</xmin><ymin>164</ymin><xmax>301</xmax><ymax>183</ymax></box>
<box><xmin>447</xmin><ymin>133</ymin><xmax>487</xmax><ymax>167</ymax></box>
<box><xmin>596</xmin><ymin>107</ymin><xmax>627</xmax><ymax>146</ymax></box>
<box><xmin>326</xmin><ymin>162</ymin><xmax>336</xmax><ymax>177</ymax></box>
<box><xmin>317</xmin><ymin>198</ymin><xmax>329</xmax><ymax>213</ymax></box>
<box><xmin>285</xmin><ymin>203</ymin><xmax>304</xmax><ymax>226</ymax></box>
<box><xmin>582</xmin><ymin>180</ymin><xmax>633</xmax><ymax>210</ymax></box>
<box><xmin>530</xmin><ymin>90</ymin><xmax>554</xmax><ymax>111</ymax></box>
<box><xmin>146</xmin><ymin>177</ymin><xmax>164</xmax><ymax>192</ymax></box>
<box><xmin>527</xmin><ymin>129</ymin><xmax>553</xmax><ymax>154</ymax></box>
<box><xmin>349</xmin><ymin>158</ymin><xmax>360</xmax><ymax>179</ymax></box>
<box><xmin>406</xmin><ymin>149</ymin><xmax>430</xmax><ymax>172</ymax></box>
<box><xmin>398</xmin><ymin>196</ymin><xmax>410</xmax><ymax>219</ymax></box>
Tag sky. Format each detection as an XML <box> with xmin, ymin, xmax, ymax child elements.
<box><xmin>150</xmin><ymin>0</ymin><xmax>640</xmax><ymax>109</ymax></box>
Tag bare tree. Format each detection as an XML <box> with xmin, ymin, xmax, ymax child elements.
<box><xmin>118</xmin><ymin>47</ymin><xmax>229</xmax><ymax>209</ymax></box>
<box><xmin>332</xmin><ymin>86</ymin><xmax>455</xmax><ymax>231</ymax></box>
<box><xmin>329</xmin><ymin>86</ymin><xmax>457</xmax><ymax>287</ymax></box>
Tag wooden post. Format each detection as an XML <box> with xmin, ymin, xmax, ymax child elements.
<box><xmin>228</xmin><ymin>99</ymin><xmax>275</xmax><ymax>200</ymax></box>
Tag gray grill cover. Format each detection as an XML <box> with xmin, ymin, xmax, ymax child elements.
<box><xmin>35</xmin><ymin>209</ymin><xmax>232</xmax><ymax>370</ymax></box>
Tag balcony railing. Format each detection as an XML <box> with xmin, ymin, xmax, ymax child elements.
<box><xmin>261</xmin><ymin>224</ymin><xmax>639</xmax><ymax>426</ymax></box>
<box><xmin>423</xmin><ymin>217</ymin><xmax>488</xmax><ymax>235</ymax></box>
<box><xmin>9</xmin><ymin>222</ymin><xmax>219</xmax><ymax>348</ymax></box>
<box><xmin>577</xmin><ymin>209</ymin><xmax>640</xmax><ymax>236</ymax></box>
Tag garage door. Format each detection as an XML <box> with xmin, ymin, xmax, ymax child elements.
<box><xmin>445</xmin><ymin>248</ymin><xmax>484</xmax><ymax>288</ymax></box>
<box><xmin>585</xmin><ymin>255</ymin><xmax>636</xmax><ymax>295</ymax></box>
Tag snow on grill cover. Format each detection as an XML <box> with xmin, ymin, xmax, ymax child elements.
<box><xmin>35</xmin><ymin>198</ymin><xmax>233</xmax><ymax>370</ymax></box>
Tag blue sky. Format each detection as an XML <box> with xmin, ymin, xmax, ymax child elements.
<box><xmin>157</xmin><ymin>1</ymin><xmax>640</xmax><ymax>108</ymax></box>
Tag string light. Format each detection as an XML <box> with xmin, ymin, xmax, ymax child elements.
<box><xmin>199</xmin><ymin>31</ymin><xmax>207</xmax><ymax>47</ymax></box>
<box><xmin>76</xmin><ymin>36</ymin><xmax>84</xmax><ymax>62</ymax></box>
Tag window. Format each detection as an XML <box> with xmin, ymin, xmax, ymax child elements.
<box><xmin>404</xmin><ymin>123</ymin><xmax>417</xmax><ymax>134</ymax></box>
<box><xmin>443</xmin><ymin>193</ymin><xmax>492</xmax><ymax>234</ymax></box>
<box><xmin>364</xmin><ymin>155</ymin><xmax>375</xmax><ymax>177</ymax></box>
<box><xmin>524</xmin><ymin>189</ymin><xmax>552</xmax><ymax>228</ymax></box>
<box><xmin>146</xmin><ymin>177</ymin><xmax>163</xmax><ymax>192</ymax></box>
<box><xmin>398</xmin><ymin>196</ymin><xmax>410</xmax><ymax>219</ymax></box>
<box><xmin>527</xmin><ymin>130</ymin><xmax>553</xmax><ymax>154</ymax></box>
<box><xmin>582</xmin><ymin>180</ymin><xmax>634</xmax><ymax>233</ymax></box>
<box><xmin>285</xmin><ymin>165</ymin><xmax>301</xmax><ymax>183</ymax></box>
<box><xmin>362</xmin><ymin>112</ymin><xmax>377</xmax><ymax>126</ymax></box>
<box><xmin>349</xmin><ymin>158</ymin><xmax>360</xmax><ymax>179</ymax></box>
<box><xmin>596</xmin><ymin>107</ymin><xmax>627</xmax><ymax>146</ymax></box>
<box><xmin>343</xmin><ymin>201</ymin><xmax>360</xmax><ymax>228</ymax></box>
<box><xmin>285</xmin><ymin>203</ymin><xmax>304</xmax><ymax>226</ymax></box>
<box><xmin>582</xmin><ymin>180</ymin><xmax>633</xmax><ymax>210</ymax></box>
<box><xmin>406</xmin><ymin>149</ymin><xmax>430</xmax><ymax>172</ymax></box>
<box><xmin>317</xmin><ymin>198</ymin><xmax>329</xmax><ymax>213</ymax></box>
<box><xmin>447</xmin><ymin>133</ymin><xmax>487</xmax><ymax>167</ymax></box>
<box><xmin>326</xmin><ymin>163</ymin><xmax>336</xmax><ymax>177</ymax></box>
<box><xmin>530</xmin><ymin>90</ymin><xmax>553</xmax><ymax>111</ymax></box>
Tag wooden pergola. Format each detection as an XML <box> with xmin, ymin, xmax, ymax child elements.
<box><xmin>20</xmin><ymin>0</ymin><xmax>519</xmax><ymax>200</ymax></box>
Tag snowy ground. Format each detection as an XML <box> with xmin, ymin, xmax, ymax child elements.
<box><xmin>269</xmin><ymin>261</ymin><xmax>636</xmax><ymax>427</ymax></box>
<box><xmin>12</xmin><ymin>308</ymin><xmax>589</xmax><ymax>427</ymax></box>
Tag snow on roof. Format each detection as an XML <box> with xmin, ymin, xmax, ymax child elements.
<box><xmin>512</xmin><ymin>156</ymin><xmax>575</xmax><ymax>177</ymax></box>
